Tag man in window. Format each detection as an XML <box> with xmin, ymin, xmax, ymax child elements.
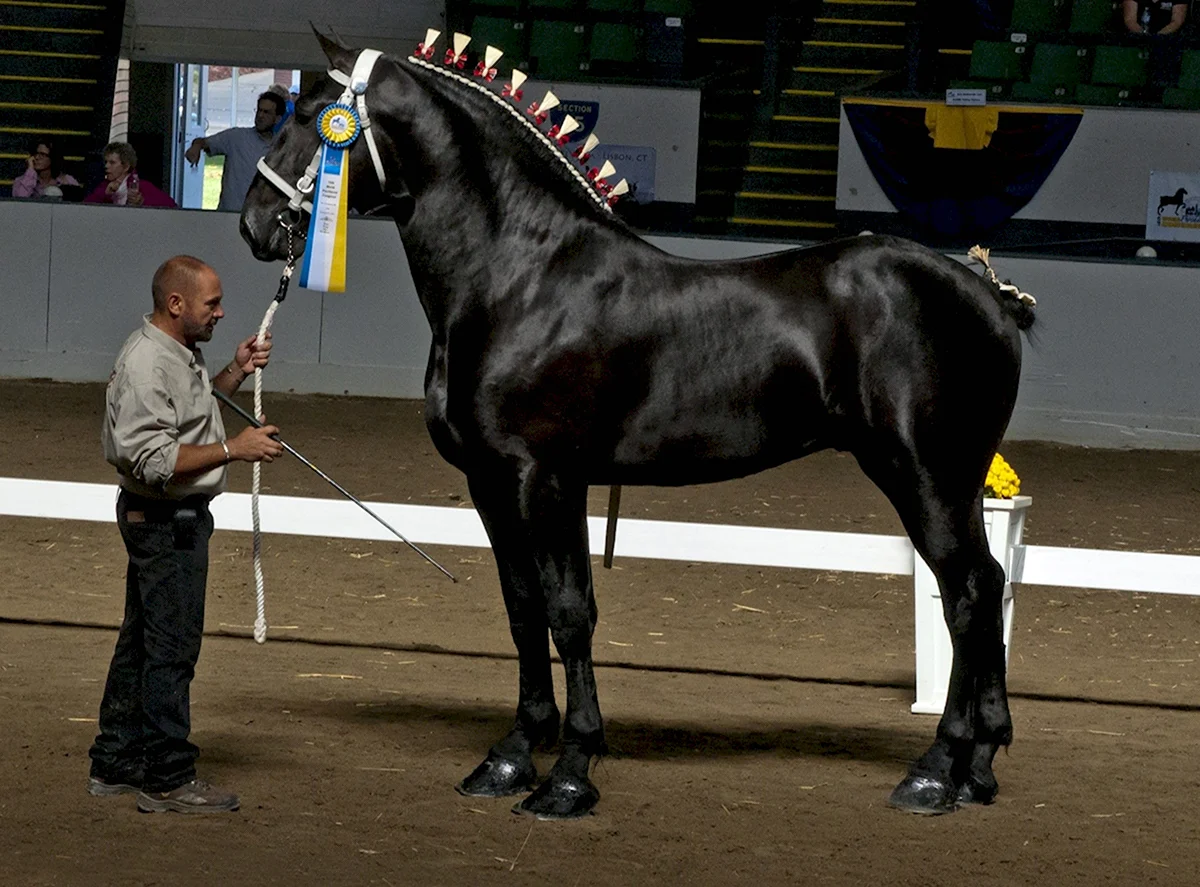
<box><xmin>185</xmin><ymin>91</ymin><xmax>285</xmax><ymax>212</ymax></box>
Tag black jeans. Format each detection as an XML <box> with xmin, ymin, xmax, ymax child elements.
<box><xmin>89</xmin><ymin>490</ymin><xmax>213</xmax><ymax>793</ymax></box>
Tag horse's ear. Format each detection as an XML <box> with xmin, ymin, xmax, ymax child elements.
<box><xmin>311</xmin><ymin>23</ymin><xmax>354</xmax><ymax>72</ymax></box>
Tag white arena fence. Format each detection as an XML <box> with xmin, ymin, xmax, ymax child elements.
<box><xmin>4</xmin><ymin>478</ymin><xmax>1200</xmax><ymax>715</ymax></box>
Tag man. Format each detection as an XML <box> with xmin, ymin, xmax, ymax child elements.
<box><xmin>1124</xmin><ymin>0</ymin><xmax>1189</xmax><ymax>34</ymax></box>
<box><xmin>185</xmin><ymin>91</ymin><xmax>285</xmax><ymax>212</ymax></box>
<box><xmin>88</xmin><ymin>255</ymin><xmax>284</xmax><ymax>814</ymax></box>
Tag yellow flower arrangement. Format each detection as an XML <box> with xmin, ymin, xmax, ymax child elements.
<box><xmin>984</xmin><ymin>453</ymin><xmax>1020</xmax><ymax>499</ymax></box>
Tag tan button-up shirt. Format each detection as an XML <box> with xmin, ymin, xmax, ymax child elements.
<box><xmin>102</xmin><ymin>316</ymin><xmax>228</xmax><ymax>500</ymax></box>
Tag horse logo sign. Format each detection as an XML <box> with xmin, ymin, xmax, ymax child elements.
<box><xmin>1147</xmin><ymin>171</ymin><xmax>1200</xmax><ymax>242</ymax></box>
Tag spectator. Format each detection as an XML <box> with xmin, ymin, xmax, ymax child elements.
<box><xmin>88</xmin><ymin>255</ymin><xmax>282</xmax><ymax>813</ymax></box>
<box><xmin>1123</xmin><ymin>1</ymin><xmax>1189</xmax><ymax>34</ymax></box>
<box><xmin>84</xmin><ymin>142</ymin><xmax>177</xmax><ymax>208</ymax></box>
<box><xmin>184</xmin><ymin>91</ymin><xmax>284</xmax><ymax>211</ymax></box>
<box><xmin>11</xmin><ymin>137</ymin><xmax>80</xmax><ymax>199</ymax></box>
<box><xmin>267</xmin><ymin>83</ymin><xmax>293</xmax><ymax>132</ymax></box>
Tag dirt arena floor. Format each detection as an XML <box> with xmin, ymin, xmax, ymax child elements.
<box><xmin>3</xmin><ymin>378</ymin><xmax>1200</xmax><ymax>886</ymax></box>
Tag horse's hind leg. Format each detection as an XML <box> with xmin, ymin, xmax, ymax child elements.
<box><xmin>456</xmin><ymin>471</ymin><xmax>562</xmax><ymax>798</ymax></box>
<box><xmin>858</xmin><ymin>451</ymin><xmax>1012</xmax><ymax>814</ymax></box>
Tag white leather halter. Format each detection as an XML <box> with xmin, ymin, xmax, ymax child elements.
<box><xmin>255</xmin><ymin>48</ymin><xmax>389</xmax><ymax>218</ymax></box>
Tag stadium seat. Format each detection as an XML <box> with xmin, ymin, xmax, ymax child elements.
<box><xmin>644</xmin><ymin>0</ymin><xmax>694</xmax><ymax>13</ymax></box>
<box><xmin>1177</xmin><ymin>49</ymin><xmax>1200</xmax><ymax>88</ymax></box>
<box><xmin>1075</xmin><ymin>83</ymin><xmax>1134</xmax><ymax>105</ymax></box>
<box><xmin>1010</xmin><ymin>0</ymin><xmax>1071</xmax><ymax>32</ymax></box>
<box><xmin>1027</xmin><ymin>43</ymin><xmax>1091</xmax><ymax>86</ymax></box>
<box><xmin>1089</xmin><ymin>45</ymin><xmax>1148</xmax><ymax>86</ymax></box>
<box><xmin>1070</xmin><ymin>0</ymin><xmax>1118</xmax><ymax>33</ymax></box>
<box><xmin>1010</xmin><ymin>81</ymin><xmax>1076</xmax><ymax>101</ymax></box>
<box><xmin>588</xmin><ymin>0</ymin><xmax>639</xmax><ymax>10</ymax></box>
<box><xmin>590</xmin><ymin>22</ymin><xmax>638</xmax><ymax>67</ymax></box>
<box><xmin>1162</xmin><ymin>87</ymin><xmax>1200</xmax><ymax>108</ymax></box>
<box><xmin>530</xmin><ymin>0</ymin><xmax>576</xmax><ymax>8</ymax></box>
<box><xmin>471</xmin><ymin>15</ymin><xmax>524</xmax><ymax>55</ymax></box>
<box><xmin>530</xmin><ymin>20</ymin><xmax>587</xmax><ymax>79</ymax></box>
<box><xmin>968</xmin><ymin>40</ymin><xmax>1031</xmax><ymax>82</ymax></box>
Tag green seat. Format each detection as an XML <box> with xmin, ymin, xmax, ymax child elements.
<box><xmin>1010</xmin><ymin>0</ymin><xmax>1071</xmax><ymax>31</ymax></box>
<box><xmin>590</xmin><ymin>22</ymin><xmax>638</xmax><ymax>64</ymax></box>
<box><xmin>1011</xmin><ymin>81</ymin><xmax>1076</xmax><ymax>101</ymax></box>
<box><xmin>1163</xmin><ymin>86</ymin><xmax>1200</xmax><ymax>108</ymax></box>
<box><xmin>968</xmin><ymin>40</ymin><xmax>1031</xmax><ymax>81</ymax></box>
<box><xmin>471</xmin><ymin>15</ymin><xmax>523</xmax><ymax>55</ymax></box>
<box><xmin>1090</xmin><ymin>45</ymin><xmax>1148</xmax><ymax>86</ymax></box>
<box><xmin>1070</xmin><ymin>0</ymin><xmax>1117</xmax><ymax>33</ymax></box>
<box><xmin>1028</xmin><ymin>43</ymin><xmax>1090</xmax><ymax>86</ymax></box>
<box><xmin>644</xmin><ymin>0</ymin><xmax>694</xmax><ymax>14</ymax></box>
<box><xmin>587</xmin><ymin>0</ymin><xmax>639</xmax><ymax>9</ymax></box>
<box><xmin>1075</xmin><ymin>83</ymin><xmax>1134</xmax><ymax>104</ymax></box>
<box><xmin>530</xmin><ymin>0</ymin><xmax>576</xmax><ymax>8</ymax></box>
<box><xmin>530</xmin><ymin>20</ymin><xmax>586</xmax><ymax>79</ymax></box>
<box><xmin>949</xmin><ymin>79</ymin><xmax>1012</xmax><ymax>98</ymax></box>
<box><xmin>1177</xmin><ymin>50</ymin><xmax>1200</xmax><ymax>88</ymax></box>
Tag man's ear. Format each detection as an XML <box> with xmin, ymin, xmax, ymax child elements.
<box><xmin>166</xmin><ymin>291</ymin><xmax>186</xmax><ymax>317</ymax></box>
<box><xmin>312</xmin><ymin>24</ymin><xmax>354</xmax><ymax>73</ymax></box>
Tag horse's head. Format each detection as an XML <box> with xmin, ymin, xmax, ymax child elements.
<box><xmin>240</xmin><ymin>30</ymin><xmax>415</xmax><ymax>262</ymax></box>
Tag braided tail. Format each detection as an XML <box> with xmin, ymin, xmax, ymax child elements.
<box><xmin>968</xmin><ymin>245</ymin><xmax>1037</xmax><ymax>331</ymax></box>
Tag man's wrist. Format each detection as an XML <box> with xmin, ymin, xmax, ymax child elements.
<box><xmin>224</xmin><ymin>362</ymin><xmax>247</xmax><ymax>383</ymax></box>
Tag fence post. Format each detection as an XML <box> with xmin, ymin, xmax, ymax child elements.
<box><xmin>911</xmin><ymin>495</ymin><xmax>1032</xmax><ymax>714</ymax></box>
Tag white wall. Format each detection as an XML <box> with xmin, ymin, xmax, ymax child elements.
<box><xmin>3</xmin><ymin>200</ymin><xmax>1199</xmax><ymax>449</ymax></box>
<box><xmin>837</xmin><ymin>104</ymin><xmax>1200</xmax><ymax>227</ymax></box>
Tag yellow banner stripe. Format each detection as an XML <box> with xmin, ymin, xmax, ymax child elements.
<box><xmin>0</xmin><ymin>1</ymin><xmax>107</xmax><ymax>8</ymax></box>
<box><xmin>805</xmin><ymin>40</ymin><xmax>904</xmax><ymax>49</ymax></box>
<box><xmin>730</xmin><ymin>217</ymin><xmax>838</xmax><ymax>228</ymax></box>
<box><xmin>1</xmin><ymin>125</ymin><xmax>90</xmax><ymax>135</ymax></box>
<box><xmin>0</xmin><ymin>24</ymin><xmax>104</xmax><ymax>34</ymax></box>
<box><xmin>783</xmin><ymin>88</ymin><xmax>836</xmax><ymax>96</ymax></box>
<box><xmin>794</xmin><ymin>65</ymin><xmax>885</xmax><ymax>74</ymax></box>
<box><xmin>815</xmin><ymin>18</ymin><xmax>905</xmax><ymax>25</ymax></box>
<box><xmin>738</xmin><ymin>192</ymin><xmax>836</xmax><ymax>201</ymax></box>
<box><xmin>745</xmin><ymin>166</ymin><xmax>838</xmax><ymax>175</ymax></box>
<box><xmin>0</xmin><ymin>48</ymin><xmax>101</xmax><ymax>58</ymax></box>
<box><xmin>0</xmin><ymin>101</ymin><xmax>93</xmax><ymax>111</ymax></box>
<box><xmin>773</xmin><ymin>114</ymin><xmax>839</xmax><ymax>123</ymax></box>
<box><xmin>0</xmin><ymin>152</ymin><xmax>83</xmax><ymax>160</ymax></box>
<box><xmin>698</xmin><ymin>38</ymin><xmax>764</xmax><ymax>45</ymax></box>
<box><xmin>751</xmin><ymin>141</ymin><xmax>839</xmax><ymax>150</ymax></box>
<box><xmin>0</xmin><ymin>73</ymin><xmax>97</xmax><ymax>83</ymax></box>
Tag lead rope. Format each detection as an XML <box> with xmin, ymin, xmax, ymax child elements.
<box><xmin>250</xmin><ymin>223</ymin><xmax>298</xmax><ymax>643</ymax></box>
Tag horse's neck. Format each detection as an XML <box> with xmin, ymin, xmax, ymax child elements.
<box><xmin>394</xmin><ymin>99</ymin><xmax>622</xmax><ymax>329</ymax></box>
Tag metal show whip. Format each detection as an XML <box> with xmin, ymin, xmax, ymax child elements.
<box><xmin>212</xmin><ymin>387</ymin><xmax>457</xmax><ymax>583</ymax></box>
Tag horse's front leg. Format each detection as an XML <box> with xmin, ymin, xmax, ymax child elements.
<box><xmin>456</xmin><ymin>473</ymin><xmax>562</xmax><ymax>798</ymax></box>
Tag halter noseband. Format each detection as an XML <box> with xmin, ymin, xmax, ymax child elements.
<box><xmin>256</xmin><ymin>48</ymin><xmax>389</xmax><ymax>222</ymax></box>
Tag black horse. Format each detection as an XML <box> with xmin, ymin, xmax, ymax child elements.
<box><xmin>240</xmin><ymin>32</ymin><xmax>1036</xmax><ymax>819</ymax></box>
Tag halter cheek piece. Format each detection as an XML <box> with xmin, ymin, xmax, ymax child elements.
<box><xmin>256</xmin><ymin>48</ymin><xmax>389</xmax><ymax>225</ymax></box>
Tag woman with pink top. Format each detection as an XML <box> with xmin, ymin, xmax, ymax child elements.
<box><xmin>11</xmin><ymin>138</ymin><xmax>80</xmax><ymax>198</ymax></box>
<box><xmin>83</xmin><ymin>141</ymin><xmax>176</xmax><ymax>208</ymax></box>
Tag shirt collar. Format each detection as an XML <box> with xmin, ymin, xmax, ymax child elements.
<box><xmin>140</xmin><ymin>314</ymin><xmax>201</xmax><ymax>370</ymax></box>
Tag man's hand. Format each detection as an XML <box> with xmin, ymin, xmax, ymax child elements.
<box><xmin>126</xmin><ymin>189</ymin><xmax>145</xmax><ymax>207</ymax></box>
<box><xmin>233</xmin><ymin>331</ymin><xmax>272</xmax><ymax>376</ymax></box>
<box><xmin>185</xmin><ymin>138</ymin><xmax>205</xmax><ymax>167</ymax></box>
<box><xmin>228</xmin><ymin>423</ymin><xmax>284</xmax><ymax>463</ymax></box>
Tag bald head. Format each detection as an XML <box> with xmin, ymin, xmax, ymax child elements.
<box><xmin>152</xmin><ymin>255</ymin><xmax>215</xmax><ymax>312</ymax></box>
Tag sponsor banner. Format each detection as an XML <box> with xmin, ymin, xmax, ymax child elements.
<box><xmin>589</xmin><ymin>144</ymin><xmax>656</xmax><ymax>204</ymax></box>
<box><xmin>1146</xmin><ymin>171</ymin><xmax>1200</xmax><ymax>242</ymax></box>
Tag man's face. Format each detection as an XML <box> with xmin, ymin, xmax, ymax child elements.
<box><xmin>254</xmin><ymin>99</ymin><xmax>281</xmax><ymax>134</ymax></box>
<box><xmin>180</xmin><ymin>269</ymin><xmax>225</xmax><ymax>344</ymax></box>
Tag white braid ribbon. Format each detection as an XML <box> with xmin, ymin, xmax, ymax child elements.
<box><xmin>250</xmin><ymin>299</ymin><xmax>282</xmax><ymax>644</ymax></box>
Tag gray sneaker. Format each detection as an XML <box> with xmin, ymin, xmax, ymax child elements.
<box><xmin>88</xmin><ymin>775</ymin><xmax>141</xmax><ymax>797</ymax></box>
<box><xmin>136</xmin><ymin>779</ymin><xmax>240</xmax><ymax>814</ymax></box>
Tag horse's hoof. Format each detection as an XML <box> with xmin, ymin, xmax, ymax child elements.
<box><xmin>887</xmin><ymin>775</ymin><xmax>959</xmax><ymax>815</ymax></box>
<box><xmin>512</xmin><ymin>774</ymin><xmax>599</xmax><ymax>820</ymax></box>
<box><xmin>456</xmin><ymin>756</ymin><xmax>537</xmax><ymax>798</ymax></box>
<box><xmin>956</xmin><ymin>776</ymin><xmax>998</xmax><ymax>806</ymax></box>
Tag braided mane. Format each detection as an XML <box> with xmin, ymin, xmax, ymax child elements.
<box><xmin>399</xmin><ymin>30</ymin><xmax>629</xmax><ymax>217</ymax></box>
